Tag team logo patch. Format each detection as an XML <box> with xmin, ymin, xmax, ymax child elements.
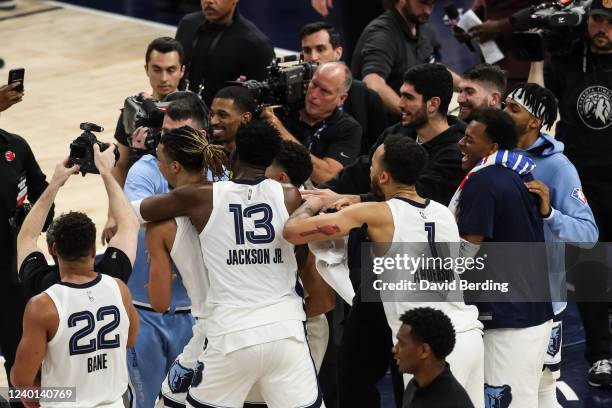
<box><xmin>485</xmin><ymin>384</ymin><xmax>512</xmax><ymax>408</ymax></box>
<box><xmin>168</xmin><ymin>359</ymin><xmax>195</xmax><ymax>393</ymax></box>
<box><xmin>191</xmin><ymin>361</ymin><xmax>204</xmax><ymax>387</ymax></box>
<box><xmin>548</xmin><ymin>325</ymin><xmax>562</xmax><ymax>357</ymax></box>
<box><xmin>577</xmin><ymin>86</ymin><xmax>612</xmax><ymax>130</ymax></box>
<box><xmin>603</xmin><ymin>0</ymin><xmax>612</xmax><ymax>9</ymax></box>
<box><xmin>571</xmin><ymin>187</ymin><xmax>588</xmax><ymax>205</ymax></box>
<box><xmin>5</xmin><ymin>151</ymin><xmax>15</xmax><ymax>162</ymax></box>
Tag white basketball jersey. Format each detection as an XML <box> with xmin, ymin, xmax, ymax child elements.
<box><xmin>200</xmin><ymin>179</ymin><xmax>306</xmax><ymax>337</ymax></box>
<box><xmin>383</xmin><ymin>198</ymin><xmax>482</xmax><ymax>338</ymax></box>
<box><xmin>42</xmin><ymin>274</ymin><xmax>129</xmax><ymax>408</ymax></box>
<box><xmin>171</xmin><ymin>216</ymin><xmax>209</xmax><ymax>319</ymax></box>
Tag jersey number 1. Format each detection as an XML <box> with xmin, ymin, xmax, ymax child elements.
<box><xmin>229</xmin><ymin>203</ymin><xmax>275</xmax><ymax>244</ymax></box>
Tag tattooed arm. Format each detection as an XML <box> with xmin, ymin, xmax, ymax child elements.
<box><xmin>283</xmin><ymin>197</ymin><xmax>387</xmax><ymax>245</ymax></box>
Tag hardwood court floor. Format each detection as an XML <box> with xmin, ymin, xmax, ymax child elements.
<box><xmin>1</xmin><ymin>0</ymin><xmax>175</xmax><ymax>257</ymax></box>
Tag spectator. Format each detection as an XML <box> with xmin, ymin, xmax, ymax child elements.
<box><xmin>504</xmin><ymin>82</ymin><xmax>598</xmax><ymax>406</ymax></box>
<box><xmin>300</xmin><ymin>21</ymin><xmax>388</xmax><ymax>154</ymax></box>
<box><xmin>351</xmin><ymin>0</ymin><xmax>439</xmax><ymax>117</ymax></box>
<box><xmin>530</xmin><ymin>0</ymin><xmax>612</xmax><ymax>387</ymax></box>
<box><xmin>456</xmin><ymin>63</ymin><xmax>506</xmax><ymax>122</ymax></box>
<box><xmin>0</xmin><ymin>87</ymin><xmax>52</xmax><ymax>405</ymax></box>
<box><xmin>316</xmin><ymin>63</ymin><xmax>466</xmax><ymax>206</ymax></box>
<box><xmin>394</xmin><ymin>308</ymin><xmax>474</xmax><ymax>408</ymax></box>
<box><xmin>111</xmin><ymin>37</ymin><xmax>186</xmax><ymax>191</ymax></box>
<box><xmin>175</xmin><ymin>0</ymin><xmax>275</xmax><ymax>106</ymax></box>
<box><xmin>210</xmin><ymin>85</ymin><xmax>256</xmax><ymax>156</ymax></box>
<box><xmin>264</xmin><ymin>62</ymin><xmax>362</xmax><ymax>185</ymax></box>
<box><xmin>452</xmin><ymin>108</ymin><xmax>553</xmax><ymax>407</ymax></box>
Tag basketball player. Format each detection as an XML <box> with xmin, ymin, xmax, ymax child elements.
<box><xmin>11</xmin><ymin>145</ymin><xmax>139</xmax><ymax>407</ymax></box>
<box><xmin>144</xmin><ymin>126</ymin><xmax>226</xmax><ymax>407</ymax></box>
<box><xmin>133</xmin><ymin>121</ymin><xmax>323</xmax><ymax>408</ymax></box>
<box><xmin>283</xmin><ymin>135</ymin><xmax>484</xmax><ymax>408</ymax></box>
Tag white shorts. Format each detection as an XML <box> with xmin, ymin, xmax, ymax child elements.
<box><xmin>484</xmin><ymin>320</ymin><xmax>552</xmax><ymax>408</ymax></box>
<box><xmin>402</xmin><ymin>328</ymin><xmax>484</xmax><ymax>408</ymax></box>
<box><xmin>186</xmin><ymin>336</ymin><xmax>323</xmax><ymax>408</ymax></box>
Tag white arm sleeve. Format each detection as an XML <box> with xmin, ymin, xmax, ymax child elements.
<box><xmin>130</xmin><ymin>199</ymin><xmax>147</xmax><ymax>225</ymax></box>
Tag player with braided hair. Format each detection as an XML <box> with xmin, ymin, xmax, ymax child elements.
<box><xmin>145</xmin><ymin>125</ymin><xmax>228</xmax><ymax>407</ymax></box>
<box><xmin>135</xmin><ymin>121</ymin><xmax>323</xmax><ymax>408</ymax></box>
<box><xmin>504</xmin><ymin>82</ymin><xmax>598</xmax><ymax>407</ymax></box>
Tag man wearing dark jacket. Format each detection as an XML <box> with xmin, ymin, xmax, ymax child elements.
<box><xmin>0</xmin><ymin>126</ymin><xmax>52</xmax><ymax>406</ymax></box>
<box><xmin>175</xmin><ymin>0</ymin><xmax>274</xmax><ymax>106</ymax></box>
<box><xmin>318</xmin><ymin>63</ymin><xmax>466</xmax><ymax>207</ymax></box>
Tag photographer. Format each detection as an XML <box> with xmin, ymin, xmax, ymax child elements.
<box><xmin>264</xmin><ymin>62</ymin><xmax>362</xmax><ymax>186</ymax></box>
<box><xmin>119</xmin><ymin>93</ymin><xmax>212</xmax><ymax>408</ymax></box>
<box><xmin>111</xmin><ymin>37</ymin><xmax>185</xmax><ymax>190</ymax></box>
<box><xmin>0</xmin><ymin>86</ymin><xmax>53</xmax><ymax>399</ymax></box>
<box><xmin>300</xmin><ymin>22</ymin><xmax>388</xmax><ymax>154</ymax></box>
<box><xmin>530</xmin><ymin>0</ymin><xmax>612</xmax><ymax>388</ymax></box>
<box><xmin>16</xmin><ymin>144</ymin><xmax>138</xmax><ymax>299</ymax></box>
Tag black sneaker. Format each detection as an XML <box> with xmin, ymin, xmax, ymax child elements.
<box><xmin>588</xmin><ymin>359</ymin><xmax>612</xmax><ymax>387</ymax></box>
<box><xmin>0</xmin><ymin>0</ymin><xmax>16</xmax><ymax>10</ymax></box>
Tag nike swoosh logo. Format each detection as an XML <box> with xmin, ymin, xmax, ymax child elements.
<box><xmin>340</xmin><ymin>152</ymin><xmax>350</xmax><ymax>158</ymax></box>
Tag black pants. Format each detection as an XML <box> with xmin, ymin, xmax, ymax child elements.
<box><xmin>573</xmin><ymin>166</ymin><xmax>612</xmax><ymax>364</ymax></box>
<box><xmin>0</xmin><ymin>282</ymin><xmax>27</xmax><ymax>408</ymax></box>
<box><xmin>338</xmin><ymin>293</ymin><xmax>403</xmax><ymax>408</ymax></box>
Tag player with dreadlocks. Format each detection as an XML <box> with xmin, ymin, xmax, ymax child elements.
<box><xmin>143</xmin><ymin>125</ymin><xmax>227</xmax><ymax>407</ymax></box>
<box><xmin>504</xmin><ymin>83</ymin><xmax>599</xmax><ymax>408</ymax></box>
<box><xmin>134</xmin><ymin>121</ymin><xmax>322</xmax><ymax>408</ymax></box>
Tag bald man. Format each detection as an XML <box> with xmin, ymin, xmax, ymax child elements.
<box><xmin>264</xmin><ymin>62</ymin><xmax>363</xmax><ymax>185</ymax></box>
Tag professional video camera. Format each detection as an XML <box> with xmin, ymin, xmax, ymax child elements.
<box><xmin>232</xmin><ymin>55</ymin><xmax>318</xmax><ymax>118</ymax></box>
<box><xmin>68</xmin><ymin>123</ymin><xmax>119</xmax><ymax>176</ymax></box>
<box><xmin>122</xmin><ymin>94</ymin><xmax>169</xmax><ymax>152</ymax></box>
<box><xmin>510</xmin><ymin>0</ymin><xmax>591</xmax><ymax>61</ymax></box>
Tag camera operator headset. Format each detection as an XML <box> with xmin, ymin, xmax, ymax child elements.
<box><xmin>529</xmin><ymin>0</ymin><xmax>612</xmax><ymax>388</ymax></box>
<box><xmin>0</xmin><ymin>83</ymin><xmax>53</xmax><ymax>398</ymax></box>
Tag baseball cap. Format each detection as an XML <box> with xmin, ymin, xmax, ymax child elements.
<box><xmin>590</xmin><ymin>0</ymin><xmax>612</xmax><ymax>17</ymax></box>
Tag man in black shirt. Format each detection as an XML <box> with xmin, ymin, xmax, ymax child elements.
<box><xmin>315</xmin><ymin>63</ymin><xmax>466</xmax><ymax>206</ymax></box>
<box><xmin>264</xmin><ymin>62</ymin><xmax>362</xmax><ymax>185</ymax></box>
<box><xmin>175</xmin><ymin>0</ymin><xmax>275</xmax><ymax>106</ymax></box>
<box><xmin>300</xmin><ymin>22</ymin><xmax>388</xmax><ymax>154</ymax></box>
<box><xmin>394</xmin><ymin>308</ymin><xmax>474</xmax><ymax>408</ymax></box>
<box><xmin>17</xmin><ymin>146</ymin><xmax>139</xmax><ymax>300</ymax></box>
<box><xmin>0</xmin><ymin>112</ymin><xmax>52</xmax><ymax>405</ymax></box>
<box><xmin>111</xmin><ymin>37</ymin><xmax>186</xmax><ymax>190</ymax></box>
<box><xmin>351</xmin><ymin>0</ymin><xmax>440</xmax><ymax>117</ymax></box>
<box><xmin>534</xmin><ymin>0</ymin><xmax>612</xmax><ymax>387</ymax></box>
